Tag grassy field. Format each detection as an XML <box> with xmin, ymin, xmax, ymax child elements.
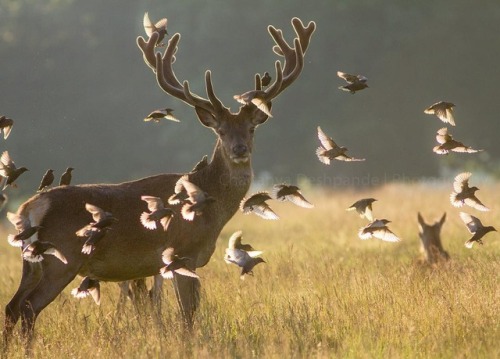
<box><xmin>0</xmin><ymin>183</ymin><xmax>499</xmax><ymax>358</ymax></box>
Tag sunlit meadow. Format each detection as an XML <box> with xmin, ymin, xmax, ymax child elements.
<box><xmin>0</xmin><ymin>183</ymin><xmax>498</xmax><ymax>358</ymax></box>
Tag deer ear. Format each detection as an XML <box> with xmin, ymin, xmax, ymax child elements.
<box><xmin>439</xmin><ymin>212</ymin><xmax>446</xmax><ymax>227</ymax></box>
<box><xmin>195</xmin><ymin>107</ymin><xmax>218</xmax><ymax>128</ymax></box>
<box><xmin>417</xmin><ymin>212</ymin><xmax>425</xmax><ymax>230</ymax></box>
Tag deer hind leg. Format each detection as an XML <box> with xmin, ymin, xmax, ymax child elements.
<box><xmin>18</xmin><ymin>260</ymin><xmax>78</xmax><ymax>349</ymax></box>
<box><xmin>3</xmin><ymin>261</ymin><xmax>42</xmax><ymax>350</ymax></box>
<box><xmin>172</xmin><ymin>274</ymin><xmax>200</xmax><ymax>330</ymax></box>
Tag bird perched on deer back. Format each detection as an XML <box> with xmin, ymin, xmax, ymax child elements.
<box><xmin>271</xmin><ymin>183</ymin><xmax>314</xmax><ymax>208</ymax></box>
<box><xmin>240</xmin><ymin>192</ymin><xmax>279</xmax><ymax>220</ymax></box>
<box><xmin>234</xmin><ymin>90</ymin><xmax>272</xmax><ymax>117</ymax></box>
<box><xmin>143</xmin><ymin>12</ymin><xmax>168</xmax><ymax>47</ymax></box>
<box><xmin>160</xmin><ymin>248</ymin><xmax>199</xmax><ymax>279</ymax></box>
<box><xmin>358</xmin><ymin>219</ymin><xmax>401</xmax><ymax>242</ymax></box>
<box><xmin>6</xmin><ymin>211</ymin><xmax>43</xmax><ymax>248</ymax></box>
<box><xmin>347</xmin><ymin>198</ymin><xmax>377</xmax><ymax>221</ymax></box>
<box><xmin>424</xmin><ymin>101</ymin><xmax>456</xmax><ymax>126</ymax></box>
<box><xmin>71</xmin><ymin>277</ymin><xmax>101</xmax><ymax>305</ymax></box>
<box><xmin>459</xmin><ymin>212</ymin><xmax>497</xmax><ymax>248</ymax></box>
<box><xmin>316</xmin><ymin>126</ymin><xmax>365</xmax><ymax>164</ymax></box>
<box><xmin>37</xmin><ymin>169</ymin><xmax>54</xmax><ymax>192</ymax></box>
<box><xmin>0</xmin><ymin>151</ymin><xmax>29</xmax><ymax>190</ymax></box>
<box><xmin>337</xmin><ymin>71</ymin><xmax>368</xmax><ymax>94</ymax></box>
<box><xmin>22</xmin><ymin>240</ymin><xmax>67</xmax><ymax>264</ymax></box>
<box><xmin>144</xmin><ymin>108</ymin><xmax>179</xmax><ymax>123</ymax></box>
<box><xmin>140</xmin><ymin>195</ymin><xmax>174</xmax><ymax>231</ymax></box>
<box><xmin>0</xmin><ymin>115</ymin><xmax>14</xmax><ymax>139</ymax></box>
<box><xmin>433</xmin><ymin>128</ymin><xmax>481</xmax><ymax>154</ymax></box>
<box><xmin>59</xmin><ymin>167</ymin><xmax>74</xmax><ymax>186</ymax></box>
<box><xmin>450</xmin><ymin>172</ymin><xmax>489</xmax><ymax>211</ymax></box>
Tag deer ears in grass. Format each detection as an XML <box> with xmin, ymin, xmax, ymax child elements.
<box><xmin>417</xmin><ymin>212</ymin><xmax>446</xmax><ymax>230</ymax></box>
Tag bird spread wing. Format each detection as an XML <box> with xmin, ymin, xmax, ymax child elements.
<box><xmin>337</xmin><ymin>71</ymin><xmax>358</xmax><ymax>83</ymax></box>
<box><xmin>435</xmin><ymin>127</ymin><xmax>449</xmax><ymax>144</ymax></box>
<box><xmin>174</xmin><ymin>268</ymin><xmax>199</xmax><ymax>278</ymax></box>
<box><xmin>371</xmin><ymin>228</ymin><xmax>401</xmax><ymax>242</ymax></box>
<box><xmin>453</xmin><ymin>172</ymin><xmax>471</xmax><ymax>193</ymax></box>
<box><xmin>228</xmin><ymin>230</ymin><xmax>243</xmax><ymax>250</ymax></box>
<box><xmin>459</xmin><ymin>212</ymin><xmax>481</xmax><ymax>233</ymax></box>
<box><xmin>141</xmin><ymin>195</ymin><xmax>163</xmax><ymax>212</ymax></box>
<box><xmin>143</xmin><ymin>12</ymin><xmax>155</xmax><ymax>37</ymax></box>
<box><xmin>317</xmin><ymin>126</ymin><xmax>338</xmax><ymax>150</ymax></box>
<box><xmin>464</xmin><ymin>197</ymin><xmax>489</xmax><ymax>212</ymax></box>
<box><xmin>7</xmin><ymin>211</ymin><xmax>29</xmax><ymax>231</ymax></box>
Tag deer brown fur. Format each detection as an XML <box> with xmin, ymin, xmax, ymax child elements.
<box><xmin>3</xmin><ymin>18</ymin><xmax>315</xmax><ymax>349</ymax></box>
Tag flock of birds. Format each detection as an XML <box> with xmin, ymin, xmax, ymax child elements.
<box><xmin>0</xmin><ymin>12</ymin><xmax>496</xmax><ymax>305</ymax></box>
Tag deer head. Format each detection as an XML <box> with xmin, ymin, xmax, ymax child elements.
<box><xmin>137</xmin><ymin>18</ymin><xmax>316</xmax><ymax>166</ymax></box>
<box><xmin>417</xmin><ymin>212</ymin><xmax>450</xmax><ymax>264</ymax></box>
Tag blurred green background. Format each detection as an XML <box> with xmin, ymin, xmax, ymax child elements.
<box><xmin>1</xmin><ymin>0</ymin><xmax>499</xmax><ymax>202</ymax></box>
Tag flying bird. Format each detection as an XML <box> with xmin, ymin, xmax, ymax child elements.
<box><xmin>37</xmin><ymin>169</ymin><xmax>54</xmax><ymax>192</ymax></box>
<box><xmin>459</xmin><ymin>212</ymin><xmax>497</xmax><ymax>248</ymax></box>
<box><xmin>271</xmin><ymin>184</ymin><xmax>314</xmax><ymax>208</ymax></box>
<box><xmin>59</xmin><ymin>167</ymin><xmax>74</xmax><ymax>186</ymax></box>
<box><xmin>424</xmin><ymin>101</ymin><xmax>456</xmax><ymax>126</ymax></box>
<box><xmin>224</xmin><ymin>234</ymin><xmax>266</xmax><ymax>280</ymax></box>
<box><xmin>143</xmin><ymin>12</ymin><xmax>168</xmax><ymax>47</ymax></box>
<box><xmin>240</xmin><ymin>192</ymin><xmax>279</xmax><ymax>220</ymax></box>
<box><xmin>168</xmin><ymin>175</ymin><xmax>190</xmax><ymax>205</ymax></box>
<box><xmin>22</xmin><ymin>240</ymin><xmax>67</xmax><ymax>264</ymax></box>
<box><xmin>0</xmin><ymin>151</ymin><xmax>29</xmax><ymax>189</ymax></box>
<box><xmin>7</xmin><ymin>211</ymin><xmax>41</xmax><ymax>247</ymax></box>
<box><xmin>140</xmin><ymin>196</ymin><xmax>174</xmax><ymax>230</ymax></box>
<box><xmin>450</xmin><ymin>172</ymin><xmax>489</xmax><ymax>211</ymax></box>
<box><xmin>316</xmin><ymin>126</ymin><xmax>365</xmax><ymax>164</ymax></box>
<box><xmin>71</xmin><ymin>277</ymin><xmax>101</xmax><ymax>305</ymax></box>
<box><xmin>0</xmin><ymin>115</ymin><xmax>14</xmax><ymax>139</ymax></box>
<box><xmin>144</xmin><ymin>108</ymin><xmax>179</xmax><ymax>123</ymax></box>
<box><xmin>433</xmin><ymin>128</ymin><xmax>481</xmax><ymax>154</ymax></box>
<box><xmin>358</xmin><ymin>219</ymin><xmax>401</xmax><ymax>242</ymax></box>
<box><xmin>234</xmin><ymin>90</ymin><xmax>272</xmax><ymax>117</ymax></box>
<box><xmin>76</xmin><ymin>203</ymin><xmax>118</xmax><ymax>237</ymax></box>
<box><xmin>81</xmin><ymin>227</ymin><xmax>111</xmax><ymax>255</ymax></box>
<box><xmin>337</xmin><ymin>71</ymin><xmax>368</xmax><ymax>94</ymax></box>
<box><xmin>160</xmin><ymin>248</ymin><xmax>199</xmax><ymax>279</ymax></box>
<box><xmin>347</xmin><ymin>198</ymin><xmax>377</xmax><ymax>221</ymax></box>
<box><xmin>178</xmin><ymin>178</ymin><xmax>215</xmax><ymax>221</ymax></box>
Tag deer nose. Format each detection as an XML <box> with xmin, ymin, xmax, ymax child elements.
<box><xmin>232</xmin><ymin>144</ymin><xmax>248</xmax><ymax>157</ymax></box>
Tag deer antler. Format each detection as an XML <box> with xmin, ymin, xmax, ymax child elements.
<box><xmin>137</xmin><ymin>32</ymin><xmax>226</xmax><ymax>115</ymax></box>
<box><xmin>261</xmin><ymin>17</ymin><xmax>316</xmax><ymax>102</ymax></box>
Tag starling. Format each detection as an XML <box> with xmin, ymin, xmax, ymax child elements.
<box><xmin>224</xmin><ymin>243</ymin><xmax>266</xmax><ymax>280</ymax></box>
<box><xmin>424</xmin><ymin>101</ymin><xmax>456</xmax><ymax>126</ymax></box>
<box><xmin>37</xmin><ymin>169</ymin><xmax>54</xmax><ymax>192</ymax></box>
<box><xmin>358</xmin><ymin>219</ymin><xmax>401</xmax><ymax>242</ymax></box>
<box><xmin>71</xmin><ymin>277</ymin><xmax>101</xmax><ymax>305</ymax></box>
<box><xmin>160</xmin><ymin>248</ymin><xmax>199</xmax><ymax>279</ymax></box>
<box><xmin>337</xmin><ymin>71</ymin><xmax>368</xmax><ymax>94</ymax></box>
<box><xmin>450</xmin><ymin>172</ymin><xmax>489</xmax><ymax>211</ymax></box>
<box><xmin>347</xmin><ymin>198</ymin><xmax>377</xmax><ymax>221</ymax></box>
<box><xmin>0</xmin><ymin>115</ymin><xmax>14</xmax><ymax>139</ymax></box>
<box><xmin>144</xmin><ymin>108</ymin><xmax>179</xmax><ymax>123</ymax></box>
<box><xmin>140</xmin><ymin>195</ymin><xmax>174</xmax><ymax>230</ymax></box>
<box><xmin>234</xmin><ymin>90</ymin><xmax>272</xmax><ymax>117</ymax></box>
<box><xmin>168</xmin><ymin>175</ymin><xmax>190</xmax><ymax>205</ymax></box>
<box><xmin>225</xmin><ymin>230</ymin><xmax>263</xmax><ymax>257</ymax></box>
<box><xmin>239</xmin><ymin>192</ymin><xmax>279</xmax><ymax>220</ymax></box>
<box><xmin>22</xmin><ymin>240</ymin><xmax>67</xmax><ymax>264</ymax></box>
<box><xmin>0</xmin><ymin>151</ymin><xmax>29</xmax><ymax>189</ymax></box>
<box><xmin>459</xmin><ymin>212</ymin><xmax>497</xmax><ymax>248</ymax></box>
<box><xmin>260</xmin><ymin>72</ymin><xmax>272</xmax><ymax>87</ymax></box>
<box><xmin>7</xmin><ymin>211</ymin><xmax>40</xmax><ymax>247</ymax></box>
<box><xmin>178</xmin><ymin>178</ymin><xmax>215</xmax><ymax>221</ymax></box>
<box><xmin>81</xmin><ymin>227</ymin><xmax>111</xmax><ymax>255</ymax></box>
<box><xmin>190</xmin><ymin>155</ymin><xmax>208</xmax><ymax>173</ymax></box>
<box><xmin>271</xmin><ymin>183</ymin><xmax>314</xmax><ymax>208</ymax></box>
<box><xmin>433</xmin><ymin>128</ymin><xmax>481</xmax><ymax>154</ymax></box>
<box><xmin>76</xmin><ymin>203</ymin><xmax>118</xmax><ymax>237</ymax></box>
<box><xmin>59</xmin><ymin>167</ymin><xmax>74</xmax><ymax>186</ymax></box>
<box><xmin>143</xmin><ymin>12</ymin><xmax>168</xmax><ymax>47</ymax></box>
<box><xmin>316</xmin><ymin>126</ymin><xmax>365</xmax><ymax>164</ymax></box>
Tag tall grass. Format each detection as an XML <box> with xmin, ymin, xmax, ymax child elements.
<box><xmin>1</xmin><ymin>183</ymin><xmax>499</xmax><ymax>358</ymax></box>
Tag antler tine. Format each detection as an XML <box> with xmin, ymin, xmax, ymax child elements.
<box><xmin>262</xmin><ymin>18</ymin><xmax>315</xmax><ymax>102</ymax></box>
<box><xmin>138</xmin><ymin>32</ymin><xmax>219</xmax><ymax>114</ymax></box>
<box><xmin>205</xmin><ymin>71</ymin><xmax>225</xmax><ymax>113</ymax></box>
<box><xmin>254</xmin><ymin>74</ymin><xmax>262</xmax><ymax>91</ymax></box>
<box><xmin>263</xmin><ymin>61</ymin><xmax>283</xmax><ymax>100</ymax></box>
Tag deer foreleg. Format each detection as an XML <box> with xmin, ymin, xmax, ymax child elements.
<box><xmin>172</xmin><ymin>274</ymin><xmax>200</xmax><ymax>330</ymax></box>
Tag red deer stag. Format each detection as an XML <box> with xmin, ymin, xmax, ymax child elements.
<box><xmin>3</xmin><ymin>17</ymin><xmax>316</xmax><ymax>348</ymax></box>
<box><xmin>417</xmin><ymin>212</ymin><xmax>450</xmax><ymax>264</ymax></box>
